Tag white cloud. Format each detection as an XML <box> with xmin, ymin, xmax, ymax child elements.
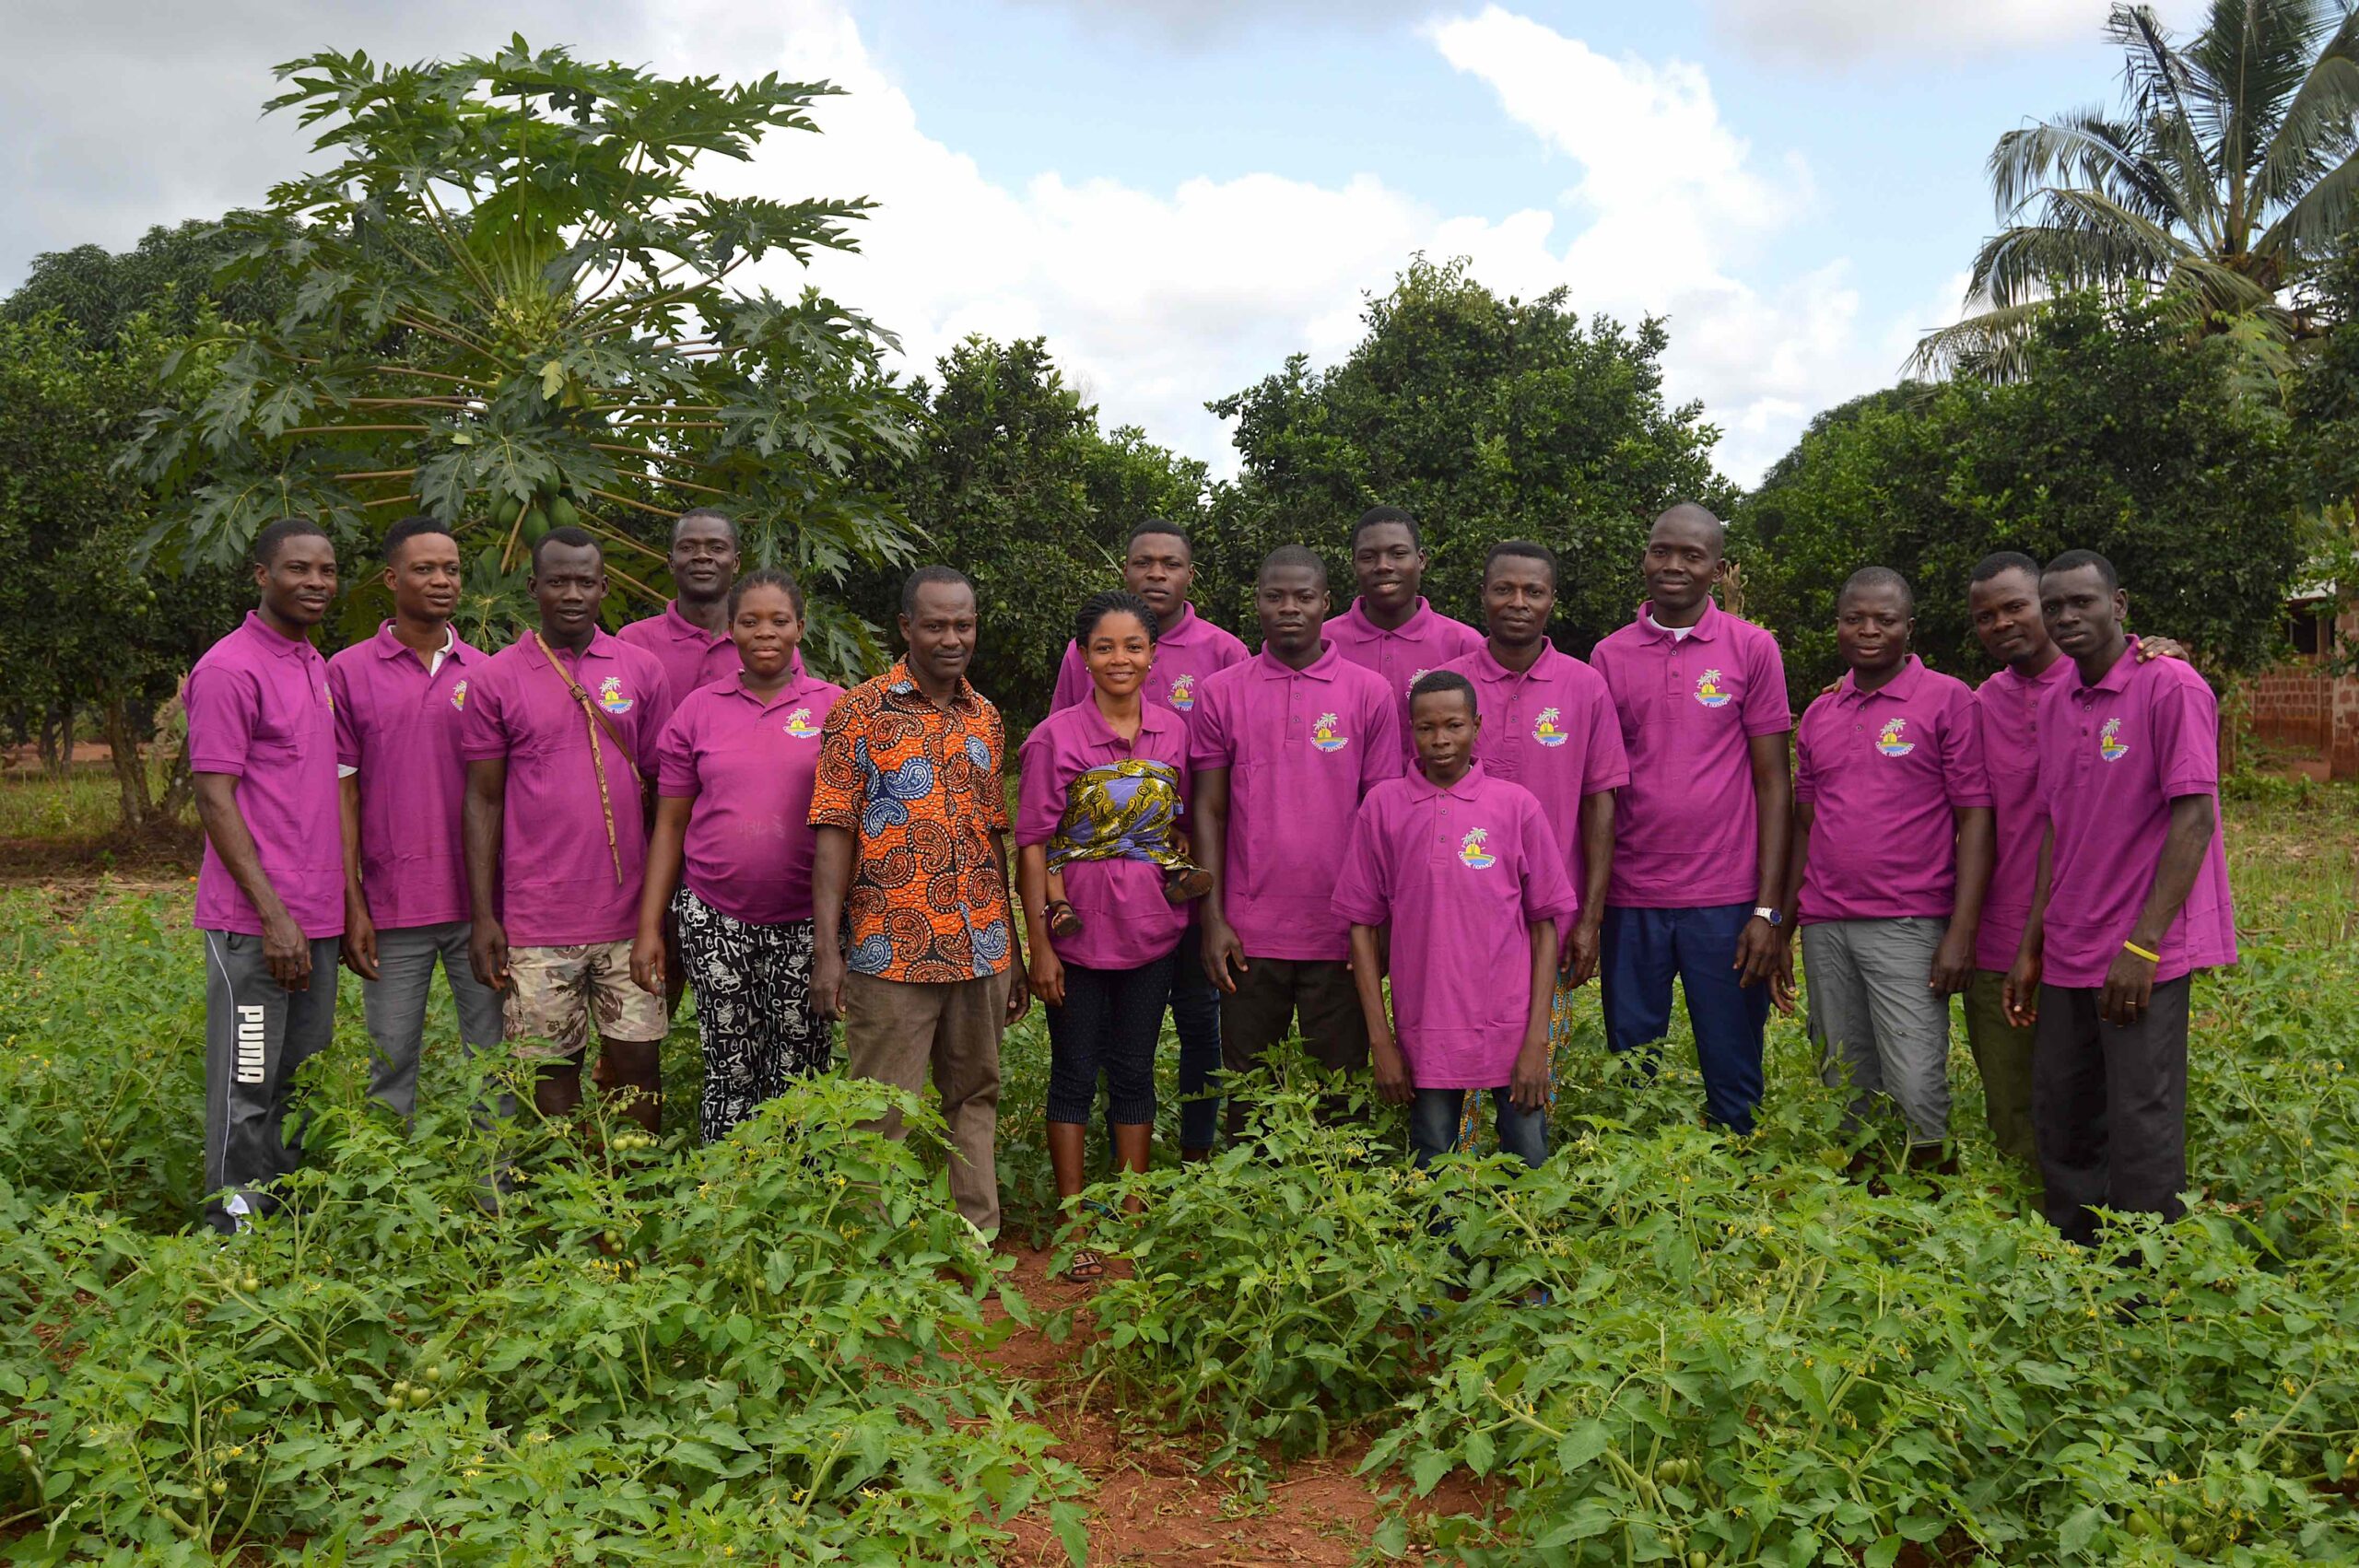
<box><xmin>1708</xmin><ymin>0</ymin><xmax>2209</xmax><ymax>64</ymax></box>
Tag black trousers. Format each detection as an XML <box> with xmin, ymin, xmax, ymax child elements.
<box><xmin>1218</xmin><ymin>955</ymin><xmax>1370</xmax><ymax>1138</ymax></box>
<box><xmin>2032</xmin><ymin>976</ymin><xmax>2191</xmax><ymax>1246</ymax></box>
<box><xmin>1045</xmin><ymin>954</ymin><xmax>1176</xmax><ymax>1126</ymax></box>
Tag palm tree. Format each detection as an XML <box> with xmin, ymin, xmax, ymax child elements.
<box><xmin>1911</xmin><ymin>0</ymin><xmax>2359</xmax><ymax>381</ymax></box>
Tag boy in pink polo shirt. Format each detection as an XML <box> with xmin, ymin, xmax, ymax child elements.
<box><xmin>1193</xmin><ymin>545</ymin><xmax>1400</xmax><ymax>1135</ymax></box>
<box><xmin>1326</xmin><ymin>505</ymin><xmax>1482</xmax><ymax>770</ymax></box>
<box><xmin>1778</xmin><ymin>568</ymin><xmax>1992</xmax><ymax>1167</ymax></box>
<box><xmin>1335</xmin><ymin>671</ymin><xmax>1578</xmax><ymax>1168</ymax></box>
<box><xmin>327</xmin><ymin>515</ymin><xmax>502</xmax><ymax>1126</ymax></box>
<box><xmin>2009</xmin><ymin>551</ymin><xmax>2236</xmax><ymax>1246</ymax></box>
<box><xmin>1590</xmin><ymin>504</ymin><xmax>1792</xmax><ymax>1132</ymax></box>
<box><xmin>1048</xmin><ymin>520</ymin><xmax>1247</xmax><ymax>1159</ymax></box>
<box><xmin>1440</xmin><ymin>540</ymin><xmax>1627</xmax><ymax>1150</ymax></box>
<box><xmin>187</xmin><ymin>519</ymin><xmax>344</xmax><ymax>1234</ymax></box>
<box><xmin>463</xmin><ymin>529</ymin><xmax>676</xmax><ymax>1133</ymax></box>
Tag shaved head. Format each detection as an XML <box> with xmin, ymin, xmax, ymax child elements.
<box><xmin>1649</xmin><ymin>503</ymin><xmax>1726</xmax><ymax>562</ymax></box>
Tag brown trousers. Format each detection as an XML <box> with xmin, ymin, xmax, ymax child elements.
<box><xmin>844</xmin><ymin>968</ymin><xmax>1010</xmax><ymax>1235</ymax></box>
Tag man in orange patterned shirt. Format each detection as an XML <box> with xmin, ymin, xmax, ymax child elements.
<box><xmin>810</xmin><ymin>566</ymin><xmax>1031</xmax><ymax>1235</ymax></box>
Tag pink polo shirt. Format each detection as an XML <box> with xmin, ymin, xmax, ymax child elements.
<box><xmin>1590</xmin><ymin>599</ymin><xmax>1790</xmax><ymax>908</ymax></box>
<box><xmin>1793</xmin><ymin>657</ymin><xmax>1990</xmax><ymax>924</ymax></box>
<box><xmin>1973</xmin><ymin>655</ymin><xmax>2074</xmax><ymax>971</ymax></box>
<box><xmin>1326</xmin><ymin>597</ymin><xmax>1484</xmax><ymax>766</ymax></box>
<box><xmin>2036</xmin><ymin>641</ymin><xmax>2236</xmax><ymax>989</ymax></box>
<box><xmin>1050</xmin><ymin>602</ymin><xmax>1250</xmax><ymax>731</ymax></box>
<box><xmin>186</xmin><ymin>612</ymin><xmax>345</xmax><ymax>940</ymax></box>
<box><xmin>460</xmin><ymin>629</ymin><xmax>675</xmax><ymax>947</ymax></box>
<box><xmin>655</xmin><ymin>673</ymin><xmax>844</xmax><ymax>925</ymax></box>
<box><xmin>1017</xmin><ymin>700</ymin><xmax>1191</xmax><ymax>971</ymax></box>
<box><xmin>1332</xmin><ymin>764</ymin><xmax>1579</xmax><ymax>1089</ymax></box>
<box><xmin>1441</xmin><ymin>642</ymin><xmax>1628</xmax><ymax>907</ymax></box>
<box><xmin>617</xmin><ymin>601</ymin><xmax>808</xmax><ymax>699</ymax></box>
<box><xmin>327</xmin><ymin>623</ymin><xmax>483</xmax><ymax>930</ymax></box>
<box><xmin>1191</xmin><ymin>643</ymin><xmax>1401</xmax><ymax>962</ymax></box>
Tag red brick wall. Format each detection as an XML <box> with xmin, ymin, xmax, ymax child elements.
<box><xmin>2245</xmin><ymin>665</ymin><xmax>2332</xmax><ymax>751</ymax></box>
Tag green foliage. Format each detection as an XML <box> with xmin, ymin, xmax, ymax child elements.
<box><xmin>1740</xmin><ymin>293</ymin><xmax>2305</xmax><ymax>698</ymax></box>
<box><xmin>1917</xmin><ymin>0</ymin><xmax>2359</xmax><ymax>382</ymax></box>
<box><xmin>0</xmin><ymin>890</ymin><xmax>1081</xmax><ymax>1562</ymax></box>
<box><xmin>3</xmin><ymin>217</ymin><xmax>288</xmax><ymax>351</ymax></box>
<box><xmin>850</xmin><ymin>334</ymin><xmax>1209</xmax><ymax>728</ymax></box>
<box><xmin>1200</xmin><ymin>256</ymin><xmax>1736</xmax><ymax>650</ymax></box>
<box><xmin>127</xmin><ymin>39</ymin><xmax>921</xmax><ymax>677</ymax></box>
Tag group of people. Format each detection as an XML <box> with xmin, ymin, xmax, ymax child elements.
<box><xmin>185</xmin><ymin>499</ymin><xmax>2235</xmax><ymax>1267</ymax></box>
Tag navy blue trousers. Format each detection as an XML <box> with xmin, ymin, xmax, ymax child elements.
<box><xmin>1600</xmin><ymin>902</ymin><xmax>1769</xmax><ymax>1132</ymax></box>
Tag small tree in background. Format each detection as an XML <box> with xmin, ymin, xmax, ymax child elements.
<box><xmin>130</xmin><ymin>38</ymin><xmax>921</xmax><ymax>675</ymax></box>
<box><xmin>1743</xmin><ymin>292</ymin><xmax>2305</xmax><ymax>700</ymax></box>
<box><xmin>1201</xmin><ymin>256</ymin><xmax>1735</xmax><ymax>651</ymax></box>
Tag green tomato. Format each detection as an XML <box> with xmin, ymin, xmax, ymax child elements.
<box><xmin>425</xmin><ymin>1363</ymin><xmax>446</xmax><ymax>1383</ymax></box>
<box><xmin>1689</xmin><ymin>1550</ymin><xmax>1711</xmax><ymax>1568</ymax></box>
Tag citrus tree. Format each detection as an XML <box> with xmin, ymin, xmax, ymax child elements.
<box><xmin>130</xmin><ymin>38</ymin><xmax>920</xmax><ymax>673</ymax></box>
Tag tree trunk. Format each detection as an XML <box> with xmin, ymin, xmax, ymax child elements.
<box><xmin>38</xmin><ymin>704</ymin><xmax>73</xmax><ymax>778</ymax></box>
<box><xmin>158</xmin><ymin>737</ymin><xmax>195</xmax><ymax>824</ymax></box>
<box><xmin>100</xmin><ymin>696</ymin><xmax>155</xmax><ymax>829</ymax></box>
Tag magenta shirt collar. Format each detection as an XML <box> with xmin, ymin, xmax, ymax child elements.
<box><xmin>1634</xmin><ymin>597</ymin><xmax>1722</xmax><ymax>645</ymax></box>
<box><xmin>240</xmin><ymin>609</ymin><xmax>315</xmax><ymax>658</ymax></box>
<box><xmin>1342</xmin><ymin>596</ymin><xmax>1438</xmax><ymax>641</ymax></box>
<box><xmin>710</xmin><ymin>669</ymin><xmax>831</xmax><ymax>714</ymax></box>
<box><xmin>1402</xmin><ymin>759</ymin><xmax>1488</xmax><ymax>802</ymax></box>
<box><xmin>1832</xmin><ymin>653</ymin><xmax>1928</xmax><ymax>705</ymax></box>
<box><xmin>662</xmin><ymin>600</ymin><xmax>726</xmax><ymax>646</ymax></box>
<box><xmin>1464</xmin><ymin>641</ymin><xmax>1567</xmax><ymax>684</ymax></box>
<box><xmin>1068</xmin><ymin>695</ymin><xmax>1183</xmax><ymax>748</ymax></box>
<box><xmin>2070</xmin><ymin>638</ymin><xmax>2142</xmax><ymax>698</ymax></box>
<box><xmin>370</xmin><ymin>620</ymin><xmax>474</xmax><ymax>665</ymax></box>
<box><xmin>1252</xmin><ymin>640</ymin><xmax>1344</xmax><ymax>681</ymax></box>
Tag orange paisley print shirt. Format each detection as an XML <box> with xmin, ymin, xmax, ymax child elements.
<box><xmin>808</xmin><ymin>662</ymin><xmax>1014</xmax><ymax>982</ymax></box>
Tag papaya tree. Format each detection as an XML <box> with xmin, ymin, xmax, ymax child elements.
<box><xmin>129</xmin><ymin>38</ymin><xmax>921</xmax><ymax>674</ymax></box>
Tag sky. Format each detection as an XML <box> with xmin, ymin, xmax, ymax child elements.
<box><xmin>0</xmin><ymin>0</ymin><xmax>2202</xmax><ymax>486</ymax></box>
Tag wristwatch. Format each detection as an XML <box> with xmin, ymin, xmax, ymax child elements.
<box><xmin>1753</xmin><ymin>906</ymin><xmax>1782</xmax><ymax>927</ymax></box>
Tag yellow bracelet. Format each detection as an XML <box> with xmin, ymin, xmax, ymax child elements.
<box><xmin>2121</xmin><ymin>940</ymin><xmax>2161</xmax><ymax>964</ymax></box>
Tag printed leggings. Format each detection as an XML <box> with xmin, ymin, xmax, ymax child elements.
<box><xmin>674</xmin><ymin>887</ymin><xmax>831</xmax><ymax>1142</ymax></box>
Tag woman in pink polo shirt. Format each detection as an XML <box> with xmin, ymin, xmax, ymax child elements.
<box><xmin>1016</xmin><ymin>591</ymin><xmax>1197</xmax><ymax>1282</ymax></box>
<box><xmin>632</xmin><ymin>570</ymin><xmax>845</xmax><ymax>1141</ymax></box>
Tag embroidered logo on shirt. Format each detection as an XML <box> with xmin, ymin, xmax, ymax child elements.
<box><xmin>449</xmin><ymin>678</ymin><xmax>468</xmax><ymax>712</ymax></box>
<box><xmin>1695</xmin><ymin>669</ymin><xmax>1731</xmax><ymax>708</ymax></box>
<box><xmin>1310</xmin><ymin>712</ymin><xmax>1349</xmax><ymax>753</ymax></box>
<box><xmin>1532</xmin><ymin>707</ymin><xmax>1567</xmax><ymax>748</ymax></box>
<box><xmin>2099</xmin><ymin>716</ymin><xmax>2129</xmax><ymax>762</ymax></box>
<box><xmin>783</xmin><ymin>708</ymin><xmax>821</xmax><ymax>740</ymax></box>
<box><xmin>1876</xmin><ymin>718</ymin><xmax>1915</xmax><ymax>757</ymax></box>
<box><xmin>596</xmin><ymin>675</ymin><xmax>633</xmax><ymax>717</ymax></box>
<box><xmin>1168</xmin><ymin>673</ymin><xmax>1197</xmax><ymax>712</ymax></box>
<box><xmin>1458</xmin><ymin>827</ymin><xmax>1496</xmax><ymax>870</ymax></box>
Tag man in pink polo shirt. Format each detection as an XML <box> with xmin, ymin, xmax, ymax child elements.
<box><xmin>1963</xmin><ymin>551</ymin><xmax>2189</xmax><ymax>1171</ymax></box>
<box><xmin>1335</xmin><ymin>671</ymin><xmax>1579</xmax><ymax>1170</ymax></box>
<box><xmin>1778</xmin><ymin>568</ymin><xmax>1992</xmax><ymax>1167</ymax></box>
<box><xmin>1590</xmin><ymin>503</ymin><xmax>1792</xmax><ymax>1132</ymax></box>
<box><xmin>463</xmin><ymin>529</ymin><xmax>677</xmax><ymax>1132</ymax></box>
<box><xmin>1193</xmin><ymin>545</ymin><xmax>1400</xmax><ymax>1134</ymax></box>
<box><xmin>1049</xmin><ymin>519</ymin><xmax>1247</xmax><ymax>1159</ymax></box>
<box><xmin>2008</xmin><ymin>550</ymin><xmax>2236</xmax><ymax>1246</ymax></box>
<box><xmin>187</xmin><ymin>518</ymin><xmax>343</xmax><ymax>1234</ymax></box>
<box><xmin>1439</xmin><ymin>540</ymin><xmax>1627</xmax><ymax>1149</ymax></box>
<box><xmin>1326</xmin><ymin>505</ymin><xmax>1481</xmax><ymax>770</ymax></box>
<box><xmin>616</xmin><ymin>508</ymin><xmax>747</xmax><ymax>696</ymax></box>
<box><xmin>328</xmin><ymin>515</ymin><xmax>502</xmax><ymax>1125</ymax></box>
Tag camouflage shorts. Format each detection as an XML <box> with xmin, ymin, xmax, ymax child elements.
<box><xmin>503</xmin><ymin>942</ymin><xmax>669</xmax><ymax>1060</ymax></box>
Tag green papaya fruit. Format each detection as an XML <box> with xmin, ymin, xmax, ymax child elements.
<box><xmin>493</xmin><ymin>493</ymin><xmax>522</xmax><ymax>528</ymax></box>
<box><xmin>520</xmin><ymin>505</ymin><xmax>548</xmax><ymax>544</ymax></box>
<box><xmin>548</xmin><ymin>493</ymin><xmax>581</xmax><ymax>532</ymax></box>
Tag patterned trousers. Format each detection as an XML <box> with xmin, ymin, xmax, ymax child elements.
<box><xmin>674</xmin><ymin>887</ymin><xmax>832</xmax><ymax>1142</ymax></box>
<box><xmin>1454</xmin><ymin>974</ymin><xmax>1581</xmax><ymax>1153</ymax></box>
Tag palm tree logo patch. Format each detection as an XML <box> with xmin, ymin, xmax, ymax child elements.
<box><xmin>783</xmin><ymin>708</ymin><xmax>820</xmax><ymax>739</ymax></box>
<box><xmin>1311</xmin><ymin>712</ymin><xmax>1349</xmax><ymax>753</ymax></box>
<box><xmin>1168</xmin><ymin>673</ymin><xmax>1196</xmax><ymax>712</ymax></box>
<box><xmin>2099</xmin><ymin>717</ymin><xmax>2129</xmax><ymax>762</ymax></box>
<box><xmin>1695</xmin><ymin>670</ymin><xmax>1731</xmax><ymax>708</ymax></box>
<box><xmin>597</xmin><ymin>676</ymin><xmax>633</xmax><ymax>717</ymax></box>
<box><xmin>1458</xmin><ymin>827</ymin><xmax>1496</xmax><ymax>870</ymax></box>
<box><xmin>450</xmin><ymin>679</ymin><xmax>468</xmax><ymax>712</ymax></box>
<box><xmin>1876</xmin><ymin>719</ymin><xmax>1914</xmax><ymax>757</ymax></box>
<box><xmin>1532</xmin><ymin>707</ymin><xmax>1567</xmax><ymax>747</ymax></box>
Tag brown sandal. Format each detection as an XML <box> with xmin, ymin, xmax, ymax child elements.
<box><xmin>1062</xmin><ymin>1248</ymin><xmax>1105</xmax><ymax>1283</ymax></box>
<box><xmin>1046</xmin><ymin>899</ymin><xmax>1084</xmax><ymax>940</ymax></box>
<box><xmin>1162</xmin><ymin>865</ymin><xmax>1214</xmax><ymax>904</ymax></box>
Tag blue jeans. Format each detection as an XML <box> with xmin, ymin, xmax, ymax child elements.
<box><xmin>1170</xmin><ymin>922</ymin><xmax>1224</xmax><ymax>1152</ymax></box>
<box><xmin>1410</xmin><ymin>1087</ymin><xmax>1547</xmax><ymax>1169</ymax></box>
<box><xmin>1600</xmin><ymin>902</ymin><xmax>1770</xmax><ymax>1132</ymax></box>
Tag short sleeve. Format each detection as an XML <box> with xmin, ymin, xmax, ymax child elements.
<box><xmin>1518</xmin><ymin>799</ymin><xmax>1581</xmax><ymax>924</ymax></box>
<box><xmin>807</xmin><ymin>696</ymin><xmax>866</xmax><ymax>832</ymax></box>
<box><xmin>1329</xmin><ymin>797</ymin><xmax>1392</xmax><ymax>927</ymax></box>
<box><xmin>1015</xmin><ymin>729</ymin><xmax>1065</xmax><ymax>847</ymax></box>
<box><xmin>1742</xmin><ymin>632</ymin><xmax>1793</xmax><ymax>737</ymax></box>
<box><xmin>1049</xmin><ymin>642</ymin><xmax>1088</xmax><ymax>713</ymax></box>
<box><xmin>329</xmin><ymin>661</ymin><xmax>361</xmax><ymax>770</ymax></box>
<box><xmin>1940</xmin><ymin>686</ymin><xmax>1993</xmax><ymax>808</ymax></box>
<box><xmin>184</xmin><ymin>661</ymin><xmax>260</xmax><ymax>778</ymax></box>
<box><xmin>1580</xmin><ymin>681</ymin><xmax>1629</xmax><ymax>793</ymax></box>
<box><xmin>655</xmin><ymin>700</ymin><xmax>700</xmax><ymax>799</ymax></box>
<box><xmin>1358</xmin><ymin>683</ymin><xmax>1403</xmax><ymax>791</ymax></box>
<box><xmin>459</xmin><ymin>662</ymin><xmax>512</xmax><ymax>762</ymax></box>
<box><xmin>1191</xmin><ymin>678</ymin><xmax>1237</xmax><ymax>773</ymax></box>
<box><xmin>1791</xmin><ymin>703</ymin><xmax>1823</xmax><ymax>804</ymax></box>
<box><xmin>2151</xmin><ymin>669</ymin><xmax>2221</xmax><ymax>798</ymax></box>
